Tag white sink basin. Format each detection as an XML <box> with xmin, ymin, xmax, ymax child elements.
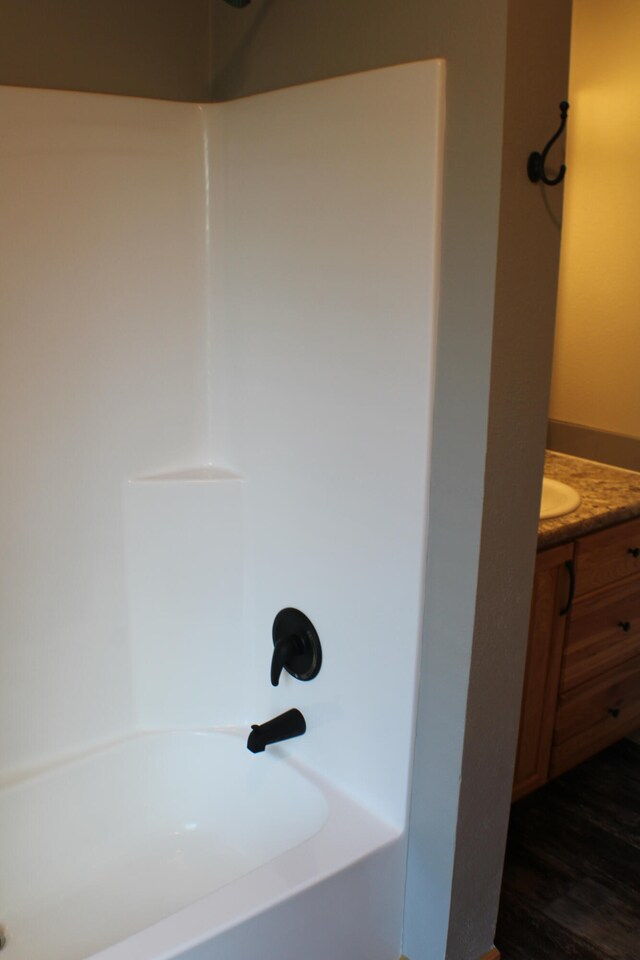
<box><xmin>540</xmin><ymin>477</ymin><xmax>581</xmax><ymax>520</ymax></box>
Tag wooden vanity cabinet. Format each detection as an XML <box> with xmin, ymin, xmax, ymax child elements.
<box><xmin>514</xmin><ymin>516</ymin><xmax>640</xmax><ymax>800</ymax></box>
<box><xmin>512</xmin><ymin>542</ymin><xmax>574</xmax><ymax>801</ymax></box>
<box><xmin>550</xmin><ymin>516</ymin><xmax>640</xmax><ymax>776</ymax></box>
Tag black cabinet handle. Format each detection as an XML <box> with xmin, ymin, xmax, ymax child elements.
<box><xmin>619</xmin><ymin>621</ymin><xmax>632</xmax><ymax>633</ymax></box>
<box><xmin>560</xmin><ymin>559</ymin><xmax>575</xmax><ymax>616</ymax></box>
<box><xmin>629</xmin><ymin>547</ymin><xmax>640</xmax><ymax>558</ymax></box>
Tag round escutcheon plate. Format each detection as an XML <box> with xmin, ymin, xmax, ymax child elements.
<box><xmin>272</xmin><ymin>608</ymin><xmax>322</xmax><ymax>682</ymax></box>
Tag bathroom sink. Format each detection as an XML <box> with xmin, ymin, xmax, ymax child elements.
<box><xmin>540</xmin><ymin>477</ymin><xmax>581</xmax><ymax>520</ymax></box>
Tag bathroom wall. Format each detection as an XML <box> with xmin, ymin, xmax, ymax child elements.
<box><xmin>0</xmin><ymin>88</ymin><xmax>212</xmax><ymax>776</ymax></box>
<box><xmin>126</xmin><ymin>62</ymin><xmax>443</xmax><ymax>828</ymax></box>
<box><xmin>0</xmin><ymin>0</ymin><xmax>211</xmax><ymax>101</ymax></box>
<box><xmin>211</xmin><ymin>62</ymin><xmax>443</xmax><ymax>827</ymax></box>
<box><xmin>549</xmin><ymin>0</ymin><xmax>640</xmax><ymax>463</ymax></box>
<box><xmin>0</xmin><ymin>63</ymin><xmax>443</xmax><ymax>839</ymax></box>
<box><xmin>449</xmin><ymin>2</ymin><xmax>572</xmax><ymax>955</ymax></box>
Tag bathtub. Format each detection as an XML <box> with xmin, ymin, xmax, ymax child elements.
<box><xmin>0</xmin><ymin>730</ymin><xmax>404</xmax><ymax>960</ymax></box>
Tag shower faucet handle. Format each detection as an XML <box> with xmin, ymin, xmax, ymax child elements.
<box><xmin>271</xmin><ymin>608</ymin><xmax>322</xmax><ymax>687</ymax></box>
<box><xmin>271</xmin><ymin>634</ymin><xmax>302</xmax><ymax>686</ymax></box>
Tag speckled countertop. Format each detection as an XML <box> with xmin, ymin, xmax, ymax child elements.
<box><xmin>538</xmin><ymin>451</ymin><xmax>640</xmax><ymax>549</ymax></box>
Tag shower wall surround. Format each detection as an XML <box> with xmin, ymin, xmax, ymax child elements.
<box><xmin>206</xmin><ymin>66</ymin><xmax>444</xmax><ymax>826</ymax></box>
<box><xmin>0</xmin><ymin>62</ymin><xmax>444</xmax><ymax>829</ymax></box>
<box><xmin>0</xmin><ymin>90</ymin><xmax>211</xmax><ymax>776</ymax></box>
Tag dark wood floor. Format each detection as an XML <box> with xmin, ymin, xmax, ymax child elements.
<box><xmin>495</xmin><ymin>739</ymin><xmax>640</xmax><ymax>960</ymax></box>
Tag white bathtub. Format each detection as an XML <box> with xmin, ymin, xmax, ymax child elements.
<box><xmin>0</xmin><ymin>731</ymin><xmax>404</xmax><ymax>960</ymax></box>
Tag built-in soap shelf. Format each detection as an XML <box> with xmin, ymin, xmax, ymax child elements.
<box><xmin>123</xmin><ymin>465</ymin><xmax>245</xmax><ymax>730</ymax></box>
<box><xmin>131</xmin><ymin>466</ymin><xmax>243</xmax><ymax>483</ymax></box>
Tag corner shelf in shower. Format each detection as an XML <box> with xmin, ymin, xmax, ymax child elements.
<box><xmin>123</xmin><ymin>464</ymin><xmax>245</xmax><ymax>729</ymax></box>
<box><xmin>130</xmin><ymin>466</ymin><xmax>244</xmax><ymax>483</ymax></box>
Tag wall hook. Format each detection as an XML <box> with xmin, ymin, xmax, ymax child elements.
<box><xmin>528</xmin><ymin>101</ymin><xmax>570</xmax><ymax>186</ymax></box>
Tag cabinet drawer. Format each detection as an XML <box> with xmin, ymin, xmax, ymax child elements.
<box><xmin>561</xmin><ymin>577</ymin><xmax>640</xmax><ymax>691</ymax></box>
<box><xmin>551</xmin><ymin>655</ymin><xmax>640</xmax><ymax>776</ymax></box>
<box><xmin>574</xmin><ymin>516</ymin><xmax>640</xmax><ymax>598</ymax></box>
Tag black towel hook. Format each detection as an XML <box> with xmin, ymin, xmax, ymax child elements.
<box><xmin>528</xmin><ymin>101</ymin><xmax>570</xmax><ymax>186</ymax></box>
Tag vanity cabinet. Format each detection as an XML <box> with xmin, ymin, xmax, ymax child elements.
<box><xmin>512</xmin><ymin>542</ymin><xmax>574</xmax><ymax>801</ymax></box>
<box><xmin>550</xmin><ymin>516</ymin><xmax>640</xmax><ymax>776</ymax></box>
<box><xmin>514</xmin><ymin>515</ymin><xmax>640</xmax><ymax>799</ymax></box>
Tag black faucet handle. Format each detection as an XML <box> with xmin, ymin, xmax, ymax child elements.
<box><xmin>270</xmin><ymin>634</ymin><xmax>301</xmax><ymax>686</ymax></box>
<box><xmin>271</xmin><ymin>608</ymin><xmax>322</xmax><ymax>686</ymax></box>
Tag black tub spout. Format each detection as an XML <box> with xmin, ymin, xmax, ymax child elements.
<box><xmin>247</xmin><ymin>709</ymin><xmax>306</xmax><ymax>754</ymax></box>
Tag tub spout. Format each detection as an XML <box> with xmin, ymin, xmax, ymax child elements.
<box><xmin>247</xmin><ymin>708</ymin><xmax>306</xmax><ymax>753</ymax></box>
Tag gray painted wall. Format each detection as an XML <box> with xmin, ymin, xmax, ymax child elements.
<box><xmin>446</xmin><ymin>2</ymin><xmax>572</xmax><ymax>955</ymax></box>
<box><xmin>0</xmin><ymin>0</ymin><xmax>211</xmax><ymax>101</ymax></box>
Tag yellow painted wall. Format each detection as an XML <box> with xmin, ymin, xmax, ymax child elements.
<box><xmin>549</xmin><ymin>0</ymin><xmax>640</xmax><ymax>439</ymax></box>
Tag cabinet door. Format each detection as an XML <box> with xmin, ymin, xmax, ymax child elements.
<box><xmin>512</xmin><ymin>542</ymin><xmax>574</xmax><ymax>801</ymax></box>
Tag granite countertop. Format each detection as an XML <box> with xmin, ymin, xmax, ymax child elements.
<box><xmin>538</xmin><ymin>451</ymin><xmax>640</xmax><ymax>549</ymax></box>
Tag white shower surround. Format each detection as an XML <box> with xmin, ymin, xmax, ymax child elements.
<box><xmin>0</xmin><ymin>61</ymin><xmax>444</xmax><ymax>959</ymax></box>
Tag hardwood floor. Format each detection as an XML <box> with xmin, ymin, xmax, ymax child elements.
<box><xmin>495</xmin><ymin>739</ymin><xmax>640</xmax><ymax>960</ymax></box>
